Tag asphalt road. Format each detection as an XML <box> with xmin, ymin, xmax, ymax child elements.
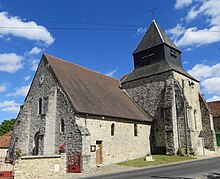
<box><xmin>84</xmin><ymin>157</ymin><xmax>220</xmax><ymax>179</ymax></box>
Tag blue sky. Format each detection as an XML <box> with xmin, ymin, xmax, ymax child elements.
<box><xmin>0</xmin><ymin>0</ymin><xmax>220</xmax><ymax>122</ymax></box>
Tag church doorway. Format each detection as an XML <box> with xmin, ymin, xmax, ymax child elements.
<box><xmin>32</xmin><ymin>131</ymin><xmax>40</xmax><ymax>155</ymax></box>
<box><xmin>96</xmin><ymin>140</ymin><xmax>103</xmax><ymax>165</ymax></box>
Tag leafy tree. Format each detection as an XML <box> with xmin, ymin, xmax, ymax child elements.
<box><xmin>0</xmin><ymin>119</ymin><xmax>16</xmax><ymax>136</ymax></box>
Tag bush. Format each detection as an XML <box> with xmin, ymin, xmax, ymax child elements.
<box><xmin>189</xmin><ymin>148</ymin><xmax>195</xmax><ymax>156</ymax></box>
<box><xmin>177</xmin><ymin>147</ymin><xmax>186</xmax><ymax>156</ymax></box>
<box><xmin>177</xmin><ymin>147</ymin><xmax>195</xmax><ymax>156</ymax></box>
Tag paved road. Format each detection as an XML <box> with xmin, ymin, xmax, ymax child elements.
<box><xmin>84</xmin><ymin>157</ymin><xmax>220</xmax><ymax>179</ymax></box>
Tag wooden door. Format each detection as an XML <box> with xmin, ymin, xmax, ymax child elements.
<box><xmin>96</xmin><ymin>141</ymin><xmax>103</xmax><ymax>165</ymax></box>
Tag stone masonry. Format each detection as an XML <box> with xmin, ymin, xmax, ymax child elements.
<box><xmin>8</xmin><ymin>56</ymin><xmax>83</xmax><ymax>169</ymax></box>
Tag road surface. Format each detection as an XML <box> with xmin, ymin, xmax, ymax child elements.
<box><xmin>84</xmin><ymin>156</ymin><xmax>220</xmax><ymax>179</ymax></box>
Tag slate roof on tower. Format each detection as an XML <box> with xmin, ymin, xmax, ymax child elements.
<box><xmin>133</xmin><ymin>19</ymin><xmax>180</xmax><ymax>54</ymax></box>
<box><xmin>122</xmin><ymin>20</ymin><xmax>198</xmax><ymax>84</ymax></box>
<box><xmin>43</xmin><ymin>54</ymin><xmax>151</xmax><ymax>122</ymax></box>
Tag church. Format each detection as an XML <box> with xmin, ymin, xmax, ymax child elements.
<box><xmin>8</xmin><ymin>20</ymin><xmax>216</xmax><ymax>172</ymax></box>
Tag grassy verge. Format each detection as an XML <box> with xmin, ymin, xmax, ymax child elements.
<box><xmin>118</xmin><ymin>155</ymin><xmax>195</xmax><ymax>168</ymax></box>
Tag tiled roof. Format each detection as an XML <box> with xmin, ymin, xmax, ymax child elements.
<box><xmin>0</xmin><ymin>131</ymin><xmax>12</xmax><ymax>148</ymax></box>
<box><xmin>208</xmin><ymin>101</ymin><xmax>220</xmax><ymax>118</ymax></box>
<box><xmin>44</xmin><ymin>54</ymin><xmax>152</xmax><ymax>122</ymax></box>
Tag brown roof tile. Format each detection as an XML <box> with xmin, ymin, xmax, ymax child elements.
<box><xmin>208</xmin><ymin>101</ymin><xmax>220</xmax><ymax>117</ymax></box>
<box><xmin>0</xmin><ymin>131</ymin><xmax>12</xmax><ymax>148</ymax></box>
<box><xmin>44</xmin><ymin>54</ymin><xmax>152</xmax><ymax>122</ymax></box>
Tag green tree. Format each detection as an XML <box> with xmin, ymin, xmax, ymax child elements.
<box><xmin>0</xmin><ymin>119</ymin><xmax>16</xmax><ymax>136</ymax></box>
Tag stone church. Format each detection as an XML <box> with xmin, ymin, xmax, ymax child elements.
<box><xmin>8</xmin><ymin>20</ymin><xmax>216</xmax><ymax>172</ymax></box>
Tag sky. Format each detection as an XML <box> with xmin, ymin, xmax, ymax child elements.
<box><xmin>0</xmin><ymin>0</ymin><xmax>220</xmax><ymax>122</ymax></box>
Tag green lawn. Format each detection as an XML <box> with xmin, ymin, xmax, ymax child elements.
<box><xmin>118</xmin><ymin>155</ymin><xmax>195</xmax><ymax>168</ymax></box>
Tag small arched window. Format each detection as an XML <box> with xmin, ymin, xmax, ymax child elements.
<box><xmin>39</xmin><ymin>98</ymin><xmax>42</xmax><ymax>115</ymax></box>
<box><xmin>111</xmin><ymin>123</ymin><xmax>115</xmax><ymax>136</ymax></box>
<box><xmin>33</xmin><ymin>131</ymin><xmax>40</xmax><ymax>155</ymax></box>
<box><xmin>134</xmin><ymin>124</ymin><xmax>138</xmax><ymax>136</ymax></box>
<box><xmin>60</xmin><ymin>119</ymin><xmax>65</xmax><ymax>133</ymax></box>
<box><xmin>194</xmin><ymin>110</ymin><xmax>197</xmax><ymax>130</ymax></box>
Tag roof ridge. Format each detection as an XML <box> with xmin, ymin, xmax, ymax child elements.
<box><xmin>44</xmin><ymin>54</ymin><xmax>119</xmax><ymax>82</ymax></box>
<box><xmin>153</xmin><ymin>19</ymin><xmax>165</xmax><ymax>43</ymax></box>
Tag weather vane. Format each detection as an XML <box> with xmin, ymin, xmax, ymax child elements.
<box><xmin>148</xmin><ymin>6</ymin><xmax>157</xmax><ymax>19</ymax></box>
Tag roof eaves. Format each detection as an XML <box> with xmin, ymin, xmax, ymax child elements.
<box><xmin>75</xmin><ymin>111</ymin><xmax>152</xmax><ymax>123</ymax></box>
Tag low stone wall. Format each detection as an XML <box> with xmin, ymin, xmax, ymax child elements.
<box><xmin>14</xmin><ymin>154</ymin><xmax>66</xmax><ymax>179</ymax></box>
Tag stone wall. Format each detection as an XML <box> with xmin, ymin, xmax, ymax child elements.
<box><xmin>122</xmin><ymin>70</ymin><xmax>213</xmax><ymax>155</ymax></box>
<box><xmin>163</xmin><ymin>78</ymin><xmax>178</xmax><ymax>155</ymax></box>
<box><xmin>14</xmin><ymin>154</ymin><xmax>66</xmax><ymax>179</ymax></box>
<box><xmin>199</xmin><ymin>94</ymin><xmax>216</xmax><ymax>150</ymax></box>
<box><xmin>8</xmin><ymin>57</ymin><xmax>58</xmax><ymax>157</ymax></box>
<box><xmin>76</xmin><ymin>115</ymin><xmax>151</xmax><ymax>171</ymax></box>
<box><xmin>173</xmin><ymin>72</ymin><xmax>207</xmax><ymax>154</ymax></box>
<box><xmin>55</xmin><ymin>87</ymin><xmax>82</xmax><ymax>171</ymax></box>
<box><xmin>174</xmin><ymin>80</ymin><xmax>192</xmax><ymax>149</ymax></box>
<box><xmin>122</xmin><ymin>72</ymin><xmax>173</xmax><ymax>154</ymax></box>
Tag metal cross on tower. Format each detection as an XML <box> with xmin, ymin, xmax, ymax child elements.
<box><xmin>148</xmin><ymin>7</ymin><xmax>157</xmax><ymax>19</ymax></box>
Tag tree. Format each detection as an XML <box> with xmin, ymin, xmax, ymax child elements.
<box><xmin>0</xmin><ymin>119</ymin><xmax>16</xmax><ymax>136</ymax></box>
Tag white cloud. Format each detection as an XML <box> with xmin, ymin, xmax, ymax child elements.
<box><xmin>30</xmin><ymin>59</ymin><xmax>39</xmax><ymax>71</ymax></box>
<box><xmin>185</xmin><ymin>0</ymin><xmax>220</xmax><ymax>26</ymax></box>
<box><xmin>175</xmin><ymin>26</ymin><xmax>220</xmax><ymax>47</ymax></box>
<box><xmin>6</xmin><ymin>84</ymin><xmax>30</xmax><ymax>97</ymax></box>
<box><xmin>175</xmin><ymin>0</ymin><xmax>193</xmax><ymax>9</ymax></box>
<box><xmin>201</xmin><ymin>77</ymin><xmax>220</xmax><ymax>95</ymax></box>
<box><xmin>104</xmin><ymin>69</ymin><xmax>117</xmax><ymax>77</ymax></box>
<box><xmin>0</xmin><ymin>83</ymin><xmax>10</xmax><ymax>92</ymax></box>
<box><xmin>183</xmin><ymin>60</ymin><xmax>189</xmax><ymax>64</ymax></box>
<box><xmin>0</xmin><ymin>53</ymin><xmax>23</xmax><ymax>73</ymax></box>
<box><xmin>0</xmin><ymin>100</ymin><xmax>20</xmax><ymax>114</ymax></box>
<box><xmin>28</xmin><ymin>47</ymin><xmax>42</xmax><ymax>55</ymax></box>
<box><xmin>185</xmin><ymin>6</ymin><xmax>199</xmax><ymax>21</ymax></box>
<box><xmin>24</xmin><ymin>75</ymin><xmax>31</xmax><ymax>81</ymax></box>
<box><xmin>0</xmin><ymin>100</ymin><xmax>19</xmax><ymax>107</ymax></box>
<box><xmin>188</xmin><ymin>63</ymin><xmax>220</xmax><ymax>100</ymax></box>
<box><xmin>185</xmin><ymin>47</ymin><xmax>193</xmax><ymax>51</ymax></box>
<box><xmin>171</xmin><ymin>0</ymin><xmax>220</xmax><ymax>49</ymax></box>
<box><xmin>1</xmin><ymin>106</ymin><xmax>20</xmax><ymax>113</ymax></box>
<box><xmin>137</xmin><ymin>27</ymin><xmax>147</xmax><ymax>34</ymax></box>
<box><xmin>188</xmin><ymin>63</ymin><xmax>220</xmax><ymax>81</ymax></box>
<box><xmin>0</xmin><ymin>11</ymin><xmax>54</xmax><ymax>45</ymax></box>
<box><xmin>167</xmin><ymin>24</ymin><xmax>186</xmax><ymax>40</ymax></box>
<box><xmin>207</xmin><ymin>95</ymin><xmax>220</xmax><ymax>102</ymax></box>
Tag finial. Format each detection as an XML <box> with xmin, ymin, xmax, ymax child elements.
<box><xmin>148</xmin><ymin>6</ymin><xmax>157</xmax><ymax>20</ymax></box>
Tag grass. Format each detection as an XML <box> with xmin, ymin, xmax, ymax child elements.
<box><xmin>118</xmin><ymin>155</ymin><xmax>195</xmax><ymax>168</ymax></box>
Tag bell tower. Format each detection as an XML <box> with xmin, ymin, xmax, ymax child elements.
<box><xmin>133</xmin><ymin>20</ymin><xmax>182</xmax><ymax>69</ymax></box>
<box><xmin>121</xmin><ymin>20</ymin><xmax>216</xmax><ymax>155</ymax></box>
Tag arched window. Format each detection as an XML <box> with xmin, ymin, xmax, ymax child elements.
<box><xmin>60</xmin><ymin>119</ymin><xmax>65</xmax><ymax>133</ymax></box>
<box><xmin>134</xmin><ymin>124</ymin><xmax>138</xmax><ymax>136</ymax></box>
<box><xmin>39</xmin><ymin>98</ymin><xmax>42</xmax><ymax>115</ymax></box>
<box><xmin>194</xmin><ymin>110</ymin><xmax>197</xmax><ymax>130</ymax></box>
<box><xmin>32</xmin><ymin>131</ymin><xmax>40</xmax><ymax>155</ymax></box>
<box><xmin>111</xmin><ymin>123</ymin><xmax>115</xmax><ymax>136</ymax></box>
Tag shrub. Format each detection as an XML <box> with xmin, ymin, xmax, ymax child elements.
<box><xmin>177</xmin><ymin>147</ymin><xmax>186</xmax><ymax>156</ymax></box>
<box><xmin>177</xmin><ymin>147</ymin><xmax>195</xmax><ymax>156</ymax></box>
